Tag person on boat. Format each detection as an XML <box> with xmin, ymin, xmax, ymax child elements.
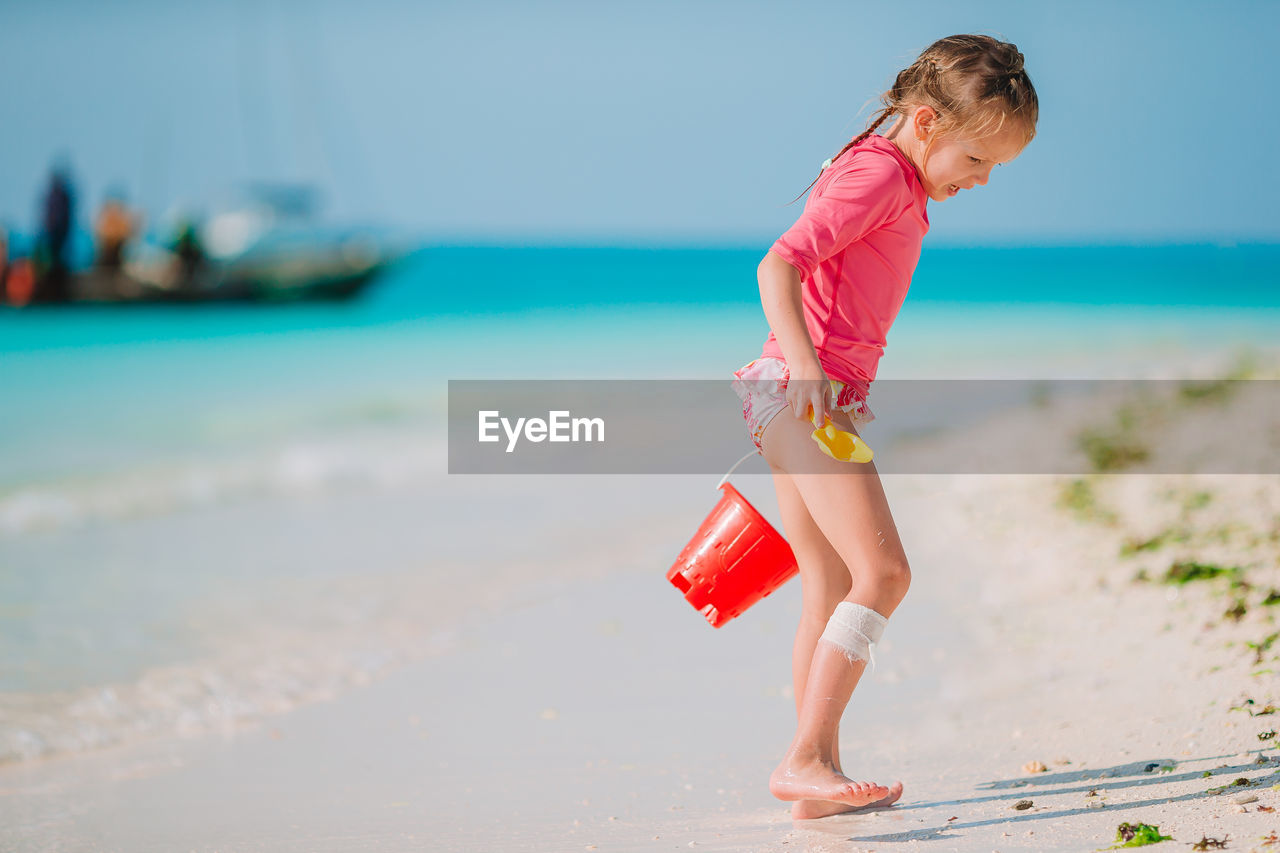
<box><xmin>35</xmin><ymin>166</ymin><xmax>76</xmax><ymax>302</ymax></box>
<box><xmin>94</xmin><ymin>191</ymin><xmax>137</xmax><ymax>272</ymax></box>
<box><xmin>172</xmin><ymin>218</ymin><xmax>206</xmax><ymax>289</ymax></box>
<box><xmin>2</xmin><ymin>224</ymin><xmax>35</xmax><ymax>307</ymax></box>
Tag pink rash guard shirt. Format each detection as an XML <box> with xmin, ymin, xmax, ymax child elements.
<box><xmin>760</xmin><ymin>133</ymin><xmax>930</xmax><ymax>393</ymax></box>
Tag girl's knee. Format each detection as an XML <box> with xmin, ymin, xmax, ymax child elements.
<box><xmin>861</xmin><ymin>557</ymin><xmax>911</xmax><ymax>603</ymax></box>
<box><xmin>895</xmin><ymin>559</ymin><xmax>912</xmax><ymax>590</ymax></box>
<box><xmin>895</xmin><ymin>563</ymin><xmax>912</xmax><ymax>602</ymax></box>
<box><xmin>799</xmin><ymin>563</ymin><xmax>852</xmax><ymax>611</ymax></box>
<box><xmin>801</xmin><ymin>560</ymin><xmax>848</xmax><ymax>597</ymax></box>
<box><xmin>886</xmin><ymin>558</ymin><xmax>911</xmax><ymax>595</ymax></box>
<box><xmin>799</xmin><ymin>559</ymin><xmax>851</xmax><ymax>590</ymax></box>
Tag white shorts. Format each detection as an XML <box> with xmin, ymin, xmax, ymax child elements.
<box><xmin>730</xmin><ymin>356</ymin><xmax>875</xmax><ymax>451</ymax></box>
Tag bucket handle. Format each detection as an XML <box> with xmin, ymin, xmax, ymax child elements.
<box><xmin>716</xmin><ymin>449</ymin><xmax>761</xmax><ymax>491</ymax></box>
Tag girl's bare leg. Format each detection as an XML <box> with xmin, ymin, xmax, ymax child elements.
<box><xmin>775</xmin><ymin>465</ymin><xmax>850</xmax><ymax>770</ymax></box>
<box><xmin>771</xmin><ymin>469</ymin><xmax>905</xmax><ymax>819</ymax></box>
<box><xmin>760</xmin><ymin>411</ymin><xmax>912</xmax><ymax>812</ymax></box>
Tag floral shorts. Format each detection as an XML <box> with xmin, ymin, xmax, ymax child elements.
<box><xmin>730</xmin><ymin>357</ymin><xmax>875</xmax><ymax>452</ymax></box>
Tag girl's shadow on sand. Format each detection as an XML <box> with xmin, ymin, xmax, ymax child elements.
<box><xmin>796</xmin><ymin>752</ymin><xmax>1280</xmax><ymax>844</ymax></box>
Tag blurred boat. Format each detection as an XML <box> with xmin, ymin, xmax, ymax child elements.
<box><xmin>70</xmin><ymin>184</ymin><xmax>404</xmax><ymax>304</ymax></box>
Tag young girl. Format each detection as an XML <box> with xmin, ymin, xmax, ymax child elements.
<box><xmin>731</xmin><ymin>34</ymin><xmax>1038</xmax><ymax>819</ymax></box>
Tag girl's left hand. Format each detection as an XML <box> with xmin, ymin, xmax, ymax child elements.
<box><xmin>785</xmin><ymin>357</ymin><xmax>833</xmax><ymax>428</ymax></box>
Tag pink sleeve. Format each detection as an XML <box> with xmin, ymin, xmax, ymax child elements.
<box><xmin>770</xmin><ymin>154</ymin><xmax>911</xmax><ymax>280</ymax></box>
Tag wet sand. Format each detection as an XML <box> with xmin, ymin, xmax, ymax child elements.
<box><xmin>2</xmin><ymin>361</ymin><xmax>1279</xmax><ymax>851</ymax></box>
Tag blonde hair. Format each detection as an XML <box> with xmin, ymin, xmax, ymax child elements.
<box><xmin>793</xmin><ymin>34</ymin><xmax>1038</xmax><ymax>202</ymax></box>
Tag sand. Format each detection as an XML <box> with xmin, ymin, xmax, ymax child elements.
<box><xmin>2</xmin><ymin>368</ymin><xmax>1279</xmax><ymax>851</ymax></box>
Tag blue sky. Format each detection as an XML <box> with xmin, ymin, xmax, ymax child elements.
<box><xmin>1</xmin><ymin>0</ymin><xmax>1276</xmax><ymax>246</ymax></box>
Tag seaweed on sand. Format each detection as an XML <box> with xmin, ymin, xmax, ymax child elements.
<box><xmin>1160</xmin><ymin>562</ymin><xmax>1244</xmax><ymax>585</ymax></box>
<box><xmin>1057</xmin><ymin>478</ymin><xmax>1118</xmax><ymax>524</ymax></box>
<box><xmin>1078</xmin><ymin>426</ymin><xmax>1150</xmax><ymax>472</ymax></box>
<box><xmin>1247</xmin><ymin>632</ymin><xmax>1279</xmax><ymax>665</ymax></box>
<box><xmin>1109</xmin><ymin>822</ymin><xmax>1172</xmax><ymax>847</ymax></box>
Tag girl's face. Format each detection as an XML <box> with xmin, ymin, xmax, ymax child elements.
<box><xmin>896</xmin><ymin>108</ymin><xmax>1027</xmax><ymax>203</ymax></box>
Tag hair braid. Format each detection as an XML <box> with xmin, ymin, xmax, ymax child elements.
<box><xmin>786</xmin><ymin>106</ymin><xmax>897</xmax><ymax>206</ymax></box>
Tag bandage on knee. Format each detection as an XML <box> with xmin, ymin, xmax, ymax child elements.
<box><xmin>819</xmin><ymin>601</ymin><xmax>888</xmax><ymax>668</ymax></box>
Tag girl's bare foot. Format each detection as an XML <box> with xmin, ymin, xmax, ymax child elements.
<box><xmin>789</xmin><ymin>735</ymin><xmax>902</xmax><ymax>819</ymax></box>
<box><xmin>769</xmin><ymin>752</ymin><xmax>890</xmax><ymax>809</ymax></box>
<box><xmin>791</xmin><ymin>780</ymin><xmax>904</xmax><ymax>819</ymax></box>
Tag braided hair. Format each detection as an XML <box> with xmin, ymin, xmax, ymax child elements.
<box><xmin>789</xmin><ymin>34</ymin><xmax>1038</xmax><ymax>204</ymax></box>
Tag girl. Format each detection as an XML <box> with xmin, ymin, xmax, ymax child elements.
<box><xmin>731</xmin><ymin>34</ymin><xmax>1038</xmax><ymax>819</ymax></box>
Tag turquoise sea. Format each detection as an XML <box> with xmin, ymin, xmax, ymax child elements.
<box><xmin>3</xmin><ymin>244</ymin><xmax>1277</xmax><ymax>486</ymax></box>
<box><xmin>1</xmin><ymin>243</ymin><xmax>1277</xmax><ymax>763</ymax></box>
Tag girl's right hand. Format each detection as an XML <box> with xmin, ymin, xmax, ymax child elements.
<box><xmin>786</xmin><ymin>357</ymin><xmax>832</xmax><ymax>429</ymax></box>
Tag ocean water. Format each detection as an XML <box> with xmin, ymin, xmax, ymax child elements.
<box><xmin>1</xmin><ymin>243</ymin><xmax>1277</xmax><ymax>764</ymax></box>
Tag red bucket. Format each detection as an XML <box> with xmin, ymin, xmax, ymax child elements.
<box><xmin>667</xmin><ymin>481</ymin><xmax>797</xmax><ymax>628</ymax></box>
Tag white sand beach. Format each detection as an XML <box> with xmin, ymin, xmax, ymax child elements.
<box><xmin>2</xmin><ymin>354</ymin><xmax>1278</xmax><ymax>852</ymax></box>
<box><xmin>5</xmin><ymin>1</ymin><xmax>1280</xmax><ymax>846</ymax></box>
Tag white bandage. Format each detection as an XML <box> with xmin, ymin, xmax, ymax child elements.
<box><xmin>819</xmin><ymin>602</ymin><xmax>888</xmax><ymax>669</ymax></box>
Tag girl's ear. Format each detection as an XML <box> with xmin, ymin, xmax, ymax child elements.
<box><xmin>913</xmin><ymin>105</ymin><xmax>940</xmax><ymax>140</ymax></box>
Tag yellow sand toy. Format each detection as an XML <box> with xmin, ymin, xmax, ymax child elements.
<box><xmin>806</xmin><ymin>403</ymin><xmax>874</xmax><ymax>463</ymax></box>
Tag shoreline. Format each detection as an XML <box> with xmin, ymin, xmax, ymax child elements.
<box><xmin>2</xmin><ymin>349</ymin><xmax>1278</xmax><ymax>850</ymax></box>
<box><xmin>3</xmin><ymin>470</ymin><xmax>1276</xmax><ymax>851</ymax></box>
